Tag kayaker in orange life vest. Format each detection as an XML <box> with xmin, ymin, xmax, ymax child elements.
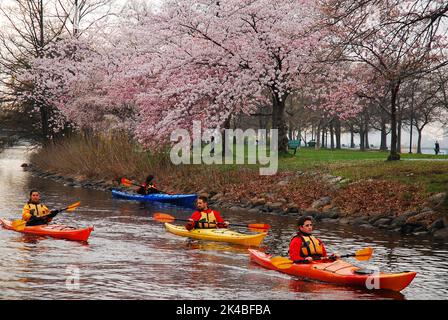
<box><xmin>289</xmin><ymin>216</ymin><xmax>339</xmax><ymax>263</ymax></box>
<box><xmin>22</xmin><ymin>190</ymin><xmax>60</xmax><ymax>226</ymax></box>
<box><xmin>185</xmin><ymin>196</ymin><xmax>229</xmax><ymax>230</ymax></box>
<box><xmin>136</xmin><ymin>175</ymin><xmax>161</xmax><ymax>195</ymax></box>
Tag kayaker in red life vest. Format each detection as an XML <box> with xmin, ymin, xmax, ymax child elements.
<box><xmin>22</xmin><ymin>190</ymin><xmax>60</xmax><ymax>226</ymax></box>
<box><xmin>289</xmin><ymin>216</ymin><xmax>339</xmax><ymax>263</ymax></box>
<box><xmin>185</xmin><ymin>196</ymin><xmax>229</xmax><ymax>231</ymax></box>
<box><xmin>136</xmin><ymin>175</ymin><xmax>161</xmax><ymax>195</ymax></box>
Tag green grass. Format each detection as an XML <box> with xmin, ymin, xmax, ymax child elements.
<box><xmin>277</xmin><ymin>147</ymin><xmax>448</xmax><ymax>194</ymax></box>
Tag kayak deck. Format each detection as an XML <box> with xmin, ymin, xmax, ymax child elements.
<box><xmin>165</xmin><ymin>223</ymin><xmax>267</xmax><ymax>247</ymax></box>
<box><xmin>0</xmin><ymin>218</ymin><xmax>93</xmax><ymax>242</ymax></box>
<box><xmin>111</xmin><ymin>189</ymin><xmax>197</xmax><ymax>207</ymax></box>
<box><xmin>248</xmin><ymin>249</ymin><xmax>416</xmax><ymax>292</ymax></box>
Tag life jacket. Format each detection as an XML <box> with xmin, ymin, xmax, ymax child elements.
<box><xmin>144</xmin><ymin>182</ymin><xmax>158</xmax><ymax>194</ymax></box>
<box><xmin>291</xmin><ymin>233</ymin><xmax>325</xmax><ymax>259</ymax></box>
<box><xmin>22</xmin><ymin>202</ymin><xmax>50</xmax><ymax>221</ymax></box>
<box><xmin>196</xmin><ymin>209</ymin><xmax>219</xmax><ymax>229</ymax></box>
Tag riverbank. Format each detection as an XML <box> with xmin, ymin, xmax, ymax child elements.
<box><xmin>24</xmin><ymin>134</ymin><xmax>448</xmax><ymax>240</ymax></box>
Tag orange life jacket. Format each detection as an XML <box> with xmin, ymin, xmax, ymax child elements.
<box><xmin>293</xmin><ymin>234</ymin><xmax>325</xmax><ymax>259</ymax></box>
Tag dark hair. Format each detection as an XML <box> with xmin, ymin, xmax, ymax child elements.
<box><xmin>297</xmin><ymin>216</ymin><xmax>313</xmax><ymax>227</ymax></box>
<box><xmin>28</xmin><ymin>189</ymin><xmax>40</xmax><ymax>202</ymax></box>
<box><xmin>197</xmin><ymin>195</ymin><xmax>208</xmax><ymax>203</ymax></box>
<box><xmin>145</xmin><ymin>175</ymin><xmax>154</xmax><ymax>183</ymax></box>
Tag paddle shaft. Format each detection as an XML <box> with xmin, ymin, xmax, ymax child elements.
<box><xmin>158</xmin><ymin>217</ymin><xmax>263</xmax><ymax>230</ymax></box>
<box><xmin>121</xmin><ymin>178</ymin><xmax>166</xmax><ymax>194</ymax></box>
<box><xmin>292</xmin><ymin>253</ymin><xmax>364</xmax><ymax>264</ymax></box>
<box><xmin>160</xmin><ymin>217</ymin><xmax>225</xmax><ymax>227</ymax></box>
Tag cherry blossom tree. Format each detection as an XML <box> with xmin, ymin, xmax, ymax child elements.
<box><xmin>130</xmin><ymin>0</ymin><xmax>362</xmax><ymax>151</ymax></box>
<box><xmin>27</xmin><ymin>0</ymin><xmax>365</xmax><ymax>150</ymax></box>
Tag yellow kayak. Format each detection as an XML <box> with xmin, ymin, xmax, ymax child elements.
<box><xmin>164</xmin><ymin>223</ymin><xmax>267</xmax><ymax>246</ymax></box>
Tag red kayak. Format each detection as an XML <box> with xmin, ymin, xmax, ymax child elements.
<box><xmin>249</xmin><ymin>249</ymin><xmax>416</xmax><ymax>292</ymax></box>
<box><xmin>0</xmin><ymin>218</ymin><xmax>93</xmax><ymax>242</ymax></box>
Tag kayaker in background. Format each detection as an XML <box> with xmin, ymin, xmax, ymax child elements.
<box><xmin>185</xmin><ymin>196</ymin><xmax>229</xmax><ymax>230</ymax></box>
<box><xmin>22</xmin><ymin>190</ymin><xmax>60</xmax><ymax>226</ymax></box>
<box><xmin>289</xmin><ymin>216</ymin><xmax>339</xmax><ymax>263</ymax></box>
<box><xmin>136</xmin><ymin>175</ymin><xmax>161</xmax><ymax>195</ymax></box>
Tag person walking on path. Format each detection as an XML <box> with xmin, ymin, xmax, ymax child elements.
<box><xmin>435</xmin><ymin>141</ymin><xmax>440</xmax><ymax>155</ymax></box>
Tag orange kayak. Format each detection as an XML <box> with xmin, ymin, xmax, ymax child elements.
<box><xmin>248</xmin><ymin>249</ymin><xmax>416</xmax><ymax>292</ymax></box>
<box><xmin>0</xmin><ymin>218</ymin><xmax>93</xmax><ymax>242</ymax></box>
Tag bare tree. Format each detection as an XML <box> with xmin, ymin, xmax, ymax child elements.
<box><xmin>401</xmin><ymin>74</ymin><xmax>445</xmax><ymax>153</ymax></box>
<box><xmin>55</xmin><ymin>0</ymin><xmax>115</xmax><ymax>37</ymax></box>
<box><xmin>0</xmin><ymin>0</ymin><xmax>116</xmax><ymax>140</ymax></box>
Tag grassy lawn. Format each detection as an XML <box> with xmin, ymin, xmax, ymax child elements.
<box><xmin>278</xmin><ymin>147</ymin><xmax>448</xmax><ymax>194</ymax></box>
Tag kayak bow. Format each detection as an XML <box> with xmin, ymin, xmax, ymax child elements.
<box><xmin>1</xmin><ymin>218</ymin><xmax>93</xmax><ymax>242</ymax></box>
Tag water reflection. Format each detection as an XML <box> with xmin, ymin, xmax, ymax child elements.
<box><xmin>0</xmin><ymin>144</ymin><xmax>447</xmax><ymax>299</ymax></box>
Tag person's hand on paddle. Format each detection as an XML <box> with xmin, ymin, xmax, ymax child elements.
<box><xmin>328</xmin><ymin>252</ymin><xmax>340</xmax><ymax>260</ymax></box>
<box><xmin>185</xmin><ymin>219</ymin><xmax>195</xmax><ymax>231</ymax></box>
<box><xmin>217</xmin><ymin>221</ymin><xmax>229</xmax><ymax>228</ymax></box>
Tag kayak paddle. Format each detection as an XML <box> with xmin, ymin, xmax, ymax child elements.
<box><xmin>120</xmin><ymin>177</ymin><xmax>169</xmax><ymax>194</ymax></box>
<box><xmin>153</xmin><ymin>212</ymin><xmax>270</xmax><ymax>232</ymax></box>
<box><xmin>12</xmin><ymin>201</ymin><xmax>81</xmax><ymax>231</ymax></box>
<box><xmin>271</xmin><ymin>247</ymin><xmax>374</xmax><ymax>269</ymax></box>
<box><xmin>120</xmin><ymin>177</ymin><xmax>140</xmax><ymax>187</ymax></box>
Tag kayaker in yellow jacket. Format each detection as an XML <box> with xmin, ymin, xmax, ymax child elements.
<box><xmin>22</xmin><ymin>190</ymin><xmax>60</xmax><ymax>226</ymax></box>
<box><xmin>185</xmin><ymin>196</ymin><xmax>229</xmax><ymax>230</ymax></box>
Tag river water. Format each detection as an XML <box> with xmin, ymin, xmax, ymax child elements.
<box><xmin>0</xmin><ymin>143</ymin><xmax>447</xmax><ymax>300</ymax></box>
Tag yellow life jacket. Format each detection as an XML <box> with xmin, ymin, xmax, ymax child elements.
<box><xmin>197</xmin><ymin>210</ymin><xmax>218</xmax><ymax>229</ymax></box>
<box><xmin>22</xmin><ymin>203</ymin><xmax>50</xmax><ymax>221</ymax></box>
<box><xmin>297</xmin><ymin>234</ymin><xmax>324</xmax><ymax>258</ymax></box>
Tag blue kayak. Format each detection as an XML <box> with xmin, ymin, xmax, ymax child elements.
<box><xmin>111</xmin><ymin>189</ymin><xmax>197</xmax><ymax>207</ymax></box>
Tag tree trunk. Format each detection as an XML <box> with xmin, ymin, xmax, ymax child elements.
<box><xmin>335</xmin><ymin>118</ymin><xmax>341</xmax><ymax>149</ymax></box>
<box><xmin>315</xmin><ymin>122</ymin><xmax>321</xmax><ymax>150</ymax></box>
<box><xmin>272</xmin><ymin>93</ymin><xmax>288</xmax><ymax>153</ymax></box>
<box><xmin>387</xmin><ymin>82</ymin><xmax>401</xmax><ymax>161</ymax></box>
<box><xmin>397</xmin><ymin>117</ymin><xmax>402</xmax><ymax>154</ymax></box>
<box><xmin>330</xmin><ymin>121</ymin><xmax>335</xmax><ymax>149</ymax></box>
<box><xmin>417</xmin><ymin>128</ymin><xmax>422</xmax><ymax>154</ymax></box>
<box><xmin>322</xmin><ymin>126</ymin><xmax>326</xmax><ymax>148</ymax></box>
<box><xmin>350</xmin><ymin>126</ymin><xmax>355</xmax><ymax>148</ymax></box>
<box><xmin>364</xmin><ymin>123</ymin><xmax>370</xmax><ymax>149</ymax></box>
<box><xmin>74</xmin><ymin>0</ymin><xmax>80</xmax><ymax>37</ymax></box>
<box><xmin>409</xmin><ymin>87</ymin><xmax>415</xmax><ymax>154</ymax></box>
<box><xmin>380</xmin><ymin>120</ymin><xmax>388</xmax><ymax>151</ymax></box>
<box><xmin>222</xmin><ymin>116</ymin><xmax>232</xmax><ymax>160</ymax></box>
<box><xmin>38</xmin><ymin>0</ymin><xmax>51</xmax><ymax>142</ymax></box>
<box><xmin>359</xmin><ymin>127</ymin><xmax>365</xmax><ymax>151</ymax></box>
